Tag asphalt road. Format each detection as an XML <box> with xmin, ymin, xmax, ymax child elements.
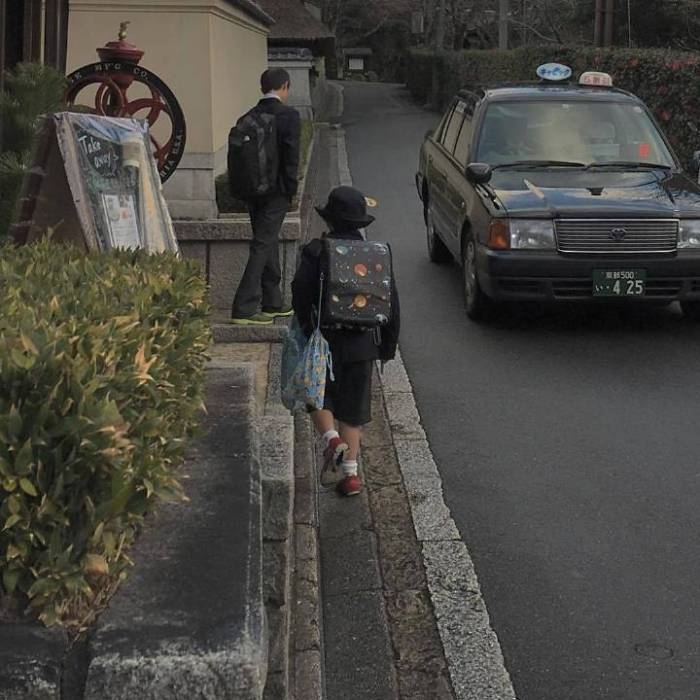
<box><xmin>341</xmin><ymin>80</ymin><xmax>700</xmax><ymax>700</ymax></box>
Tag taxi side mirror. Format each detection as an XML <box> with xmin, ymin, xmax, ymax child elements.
<box><xmin>691</xmin><ymin>150</ymin><xmax>700</xmax><ymax>178</ymax></box>
<box><xmin>424</xmin><ymin>128</ymin><xmax>435</xmax><ymax>141</ymax></box>
<box><xmin>466</xmin><ymin>162</ymin><xmax>493</xmax><ymax>185</ymax></box>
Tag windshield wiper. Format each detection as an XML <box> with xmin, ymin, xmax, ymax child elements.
<box><xmin>584</xmin><ymin>160</ymin><xmax>673</xmax><ymax>170</ymax></box>
<box><xmin>492</xmin><ymin>160</ymin><xmax>587</xmax><ymax>170</ymax></box>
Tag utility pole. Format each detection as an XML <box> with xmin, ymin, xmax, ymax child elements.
<box><xmin>0</xmin><ymin>0</ymin><xmax>6</xmax><ymax>93</ymax></box>
<box><xmin>499</xmin><ymin>0</ymin><xmax>509</xmax><ymax>50</ymax></box>
<box><xmin>431</xmin><ymin>0</ymin><xmax>446</xmax><ymax>108</ymax></box>
<box><xmin>603</xmin><ymin>0</ymin><xmax>615</xmax><ymax>46</ymax></box>
<box><xmin>594</xmin><ymin>0</ymin><xmax>604</xmax><ymax>46</ymax></box>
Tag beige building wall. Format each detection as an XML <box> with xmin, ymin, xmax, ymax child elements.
<box><xmin>210</xmin><ymin>5</ymin><xmax>269</xmax><ymax>176</ymax></box>
<box><xmin>66</xmin><ymin>0</ymin><xmax>270</xmax><ymax>219</ymax></box>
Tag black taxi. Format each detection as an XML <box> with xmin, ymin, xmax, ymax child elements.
<box><xmin>416</xmin><ymin>65</ymin><xmax>700</xmax><ymax>320</ymax></box>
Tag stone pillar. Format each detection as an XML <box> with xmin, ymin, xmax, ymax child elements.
<box><xmin>268</xmin><ymin>48</ymin><xmax>314</xmax><ymax>121</ymax></box>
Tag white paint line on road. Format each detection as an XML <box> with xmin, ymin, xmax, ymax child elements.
<box><xmin>334</xmin><ymin>127</ymin><xmax>517</xmax><ymax>700</ymax></box>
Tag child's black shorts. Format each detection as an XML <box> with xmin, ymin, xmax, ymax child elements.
<box><xmin>309</xmin><ymin>360</ymin><xmax>372</xmax><ymax>426</ymax></box>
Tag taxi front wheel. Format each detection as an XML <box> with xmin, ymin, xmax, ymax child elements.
<box><xmin>461</xmin><ymin>233</ymin><xmax>493</xmax><ymax>321</ymax></box>
<box><xmin>426</xmin><ymin>207</ymin><xmax>452</xmax><ymax>263</ymax></box>
<box><xmin>681</xmin><ymin>300</ymin><xmax>700</xmax><ymax>320</ymax></box>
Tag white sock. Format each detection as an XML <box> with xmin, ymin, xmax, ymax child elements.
<box><xmin>322</xmin><ymin>429</ymin><xmax>340</xmax><ymax>447</ymax></box>
<box><xmin>341</xmin><ymin>460</ymin><xmax>358</xmax><ymax>476</ymax></box>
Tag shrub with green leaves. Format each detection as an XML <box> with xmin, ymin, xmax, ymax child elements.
<box><xmin>406</xmin><ymin>47</ymin><xmax>700</xmax><ymax>166</ymax></box>
<box><xmin>0</xmin><ymin>240</ymin><xmax>210</xmax><ymax>628</ymax></box>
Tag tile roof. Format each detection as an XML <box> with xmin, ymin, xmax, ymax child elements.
<box><xmin>256</xmin><ymin>0</ymin><xmax>334</xmax><ymax>40</ymax></box>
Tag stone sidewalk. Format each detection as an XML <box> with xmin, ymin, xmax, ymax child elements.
<box><xmin>319</xmin><ymin>370</ymin><xmax>455</xmax><ymax>699</ymax></box>
<box><xmin>316</xmin><ymin>94</ymin><xmax>517</xmax><ymax>700</ymax></box>
<box><xmin>231</xmin><ymin>110</ymin><xmax>516</xmax><ymax>699</ymax></box>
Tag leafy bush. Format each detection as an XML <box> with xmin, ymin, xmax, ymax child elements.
<box><xmin>406</xmin><ymin>47</ymin><xmax>700</xmax><ymax>166</ymax></box>
<box><xmin>0</xmin><ymin>240</ymin><xmax>210</xmax><ymax>628</ymax></box>
<box><xmin>0</xmin><ymin>63</ymin><xmax>67</xmax><ymax>236</ymax></box>
<box><xmin>216</xmin><ymin>119</ymin><xmax>314</xmax><ymax>213</ymax></box>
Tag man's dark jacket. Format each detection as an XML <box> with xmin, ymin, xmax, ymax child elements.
<box><xmin>291</xmin><ymin>229</ymin><xmax>400</xmax><ymax>363</ymax></box>
<box><xmin>255</xmin><ymin>97</ymin><xmax>300</xmax><ymax>200</ymax></box>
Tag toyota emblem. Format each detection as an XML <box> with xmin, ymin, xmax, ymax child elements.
<box><xmin>610</xmin><ymin>227</ymin><xmax>627</xmax><ymax>241</ymax></box>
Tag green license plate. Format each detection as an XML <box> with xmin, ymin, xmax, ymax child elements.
<box><xmin>593</xmin><ymin>269</ymin><xmax>647</xmax><ymax>297</ymax></box>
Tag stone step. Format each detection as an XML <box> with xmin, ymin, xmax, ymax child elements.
<box><xmin>84</xmin><ymin>364</ymin><xmax>267</xmax><ymax>699</ymax></box>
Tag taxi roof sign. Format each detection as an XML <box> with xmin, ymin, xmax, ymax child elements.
<box><xmin>579</xmin><ymin>71</ymin><xmax>614</xmax><ymax>87</ymax></box>
<box><xmin>536</xmin><ymin>63</ymin><xmax>573</xmax><ymax>81</ymax></box>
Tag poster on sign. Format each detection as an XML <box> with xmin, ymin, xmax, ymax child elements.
<box><xmin>101</xmin><ymin>193</ymin><xmax>140</xmax><ymax>249</ymax></box>
<box><xmin>11</xmin><ymin>113</ymin><xmax>179</xmax><ymax>254</ymax></box>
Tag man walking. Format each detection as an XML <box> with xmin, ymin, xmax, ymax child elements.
<box><xmin>231</xmin><ymin>68</ymin><xmax>301</xmax><ymax>325</ymax></box>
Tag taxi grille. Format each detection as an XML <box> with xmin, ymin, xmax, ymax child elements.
<box><xmin>555</xmin><ymin>219</ymin><xmax>678</xmax><ymax>255</ymax></box>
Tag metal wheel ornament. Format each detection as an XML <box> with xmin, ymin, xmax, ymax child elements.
<box><xmin>65</xmin><ymin>62</ymin><xmax>186</xmax><ymax>182</ymax></box>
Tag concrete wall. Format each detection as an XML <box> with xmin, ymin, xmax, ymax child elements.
<box><xmin>66</xmin><ymin>0</ymin><xmax>270</xmax><ymax>219</ymax></box>
<box><xmin>210</xmin><ymin>9</ymin><xmax>268</xmax><ymax>176</ymax></box>
<box><xmin>268</xmin><ymin>57</ymin><xmax>314</xmax><ymax>121</ymax></box>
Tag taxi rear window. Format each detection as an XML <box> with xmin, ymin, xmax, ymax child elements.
<box><xmin>476</xmin><ymin>100</ymin><xmax>675</xmax><ymax>167</ymax></box>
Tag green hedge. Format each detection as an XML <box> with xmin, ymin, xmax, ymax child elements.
<box><xmin>0</xmin><ymin>241</ymin><xmax>210</xmax><ymax>628</ymax></box>
<box><xmin>216</xmin><ymin>119</ymin><xmax>314</xmax><ymax>214</ymax></box>
<box><xmin>406</xmin><ymin>47</ymin><xmax>700</xmax><ymax>165</ymax></box>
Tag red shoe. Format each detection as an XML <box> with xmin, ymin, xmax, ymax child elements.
<box><xmin>337</xmin><ymin>474</ymin><xmax>362</xmax><ymax>497</ymax></box>
<box><xmin>320</xmin><ymin>437</ymin><xmax>348</xmax><ymax>486</ymax></box>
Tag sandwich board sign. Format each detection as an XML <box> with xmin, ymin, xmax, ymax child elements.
<box><xmin>12</xmin><ymin>112</ymin><xmax>179</xmax><ymax>254</ymax></box>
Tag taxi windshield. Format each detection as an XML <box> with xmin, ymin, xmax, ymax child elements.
<box><xmin>476</xmin><ymin>100</ymin><xmax>675</xmax><ymax>168</ymax></box>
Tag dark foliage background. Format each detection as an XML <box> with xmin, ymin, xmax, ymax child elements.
<box><xmin>406</xmin><ymin>45</ymin><xmax>700</xmax><ymax>166</ymax></box>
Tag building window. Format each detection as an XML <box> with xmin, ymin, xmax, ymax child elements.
<box><xmin>348</xmin><ymin>58</ymin><xmax>364</xmax><ymax>71</ymax></box>
<box><xmin>1</xmin><ymin>0</ymin><xmax>68</xmax><ymax>88</ymax></box>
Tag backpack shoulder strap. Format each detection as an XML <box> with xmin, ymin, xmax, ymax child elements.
<box><xmin>304</xmin><ymin>239</ymin><xmax>324</xmax><ymax>259</ymax></box>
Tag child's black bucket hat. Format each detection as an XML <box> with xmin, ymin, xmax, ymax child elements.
<box><xmin>315</xmin><ymin>186</ymin><xmax>375</xmax><ymax>228</ymax></box>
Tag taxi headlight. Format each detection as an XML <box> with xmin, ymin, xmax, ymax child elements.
<box><xmin>678</xmin><ymin>220</ymin><xmax>700</xmax><ymax>249</ymax></box>
<box><xmin>509</xmin><ymin>220</ymin><xmax>556</xmax><ymax>250</ymax></box>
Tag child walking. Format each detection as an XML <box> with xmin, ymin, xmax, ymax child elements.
<box><xmin>291</xmin><ymin>186</ymin><xmax>400</xmax><ymax>496</ymax></box>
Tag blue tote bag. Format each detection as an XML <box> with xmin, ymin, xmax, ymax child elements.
<box><xmin>281</xmin><ymin>281</ymin><xmax>333</xmax><ymax>412</ymax></box>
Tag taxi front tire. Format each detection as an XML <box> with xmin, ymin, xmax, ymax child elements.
<box><xmin>426</xmin><ymin>206</ymin><xmax>452</xmax><ymax>263</ymax></box>
<box><xmin>461</xmin><ymin>232</ymin><xmax>493</xmax><ymax>321</ymax></box>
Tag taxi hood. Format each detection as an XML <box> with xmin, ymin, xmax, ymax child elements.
<box><xmin>492</xmin><ymin>170</ymin><xmax>700</xmax><ymax>219</ymax></box>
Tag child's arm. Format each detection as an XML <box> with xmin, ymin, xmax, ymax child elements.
<box><xmin>291</xmin><ymin>243</ymin><xmax>321</xmax><ymax>335</ymax></box>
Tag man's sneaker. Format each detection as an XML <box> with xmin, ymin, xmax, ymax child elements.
<box><xmin>337</xmin><ymin>473</ymin><xmax>362</xmax><ymax>497</ymax></box>
<box><xmin>261</xmin><ymin>306</ymin><xmax>294</xmax><ymax>319</ymax></box>
<box><xmin>320</xmin><ymin>436</ymin><xmax>348</xmax><ymax>486</ymax></box>
<box><xmin>230</xmin><ymin>313</ymin><xmax>273</xmax><ymax>326</ymax></box>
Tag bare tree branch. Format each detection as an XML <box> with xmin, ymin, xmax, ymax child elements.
<box><xmin>355</xmin><ymin>13</ymin><xmax>392</xmax><ymax>41</ymax></box>
<box><xmin>506</xmin><ymin>17</ymin><xmax>559</xmax><ymax>44</ymax></box>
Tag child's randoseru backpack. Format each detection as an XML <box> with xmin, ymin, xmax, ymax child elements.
<box><xmin>227</xmin><ymin>108</ymin><xmax>279</xmax><ymax>200</ymax></box>
<box><xmin>320</xmin><ymin>238</ymin><xmax>393</xmax><ymax>329</ymax></box>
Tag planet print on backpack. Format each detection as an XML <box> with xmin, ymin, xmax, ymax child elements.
<box><xmin>320</xmin><ymin>239</ymin><xmax>393</xmax><ymax>329</ymax></box>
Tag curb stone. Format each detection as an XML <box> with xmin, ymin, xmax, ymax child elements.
<box><xmin>0</xmin><ymin>624</ymin><xmax>65</xmax><ymax>700</ymax></box>
<box><xmin>379</xmin><ymin>353</ymin><xmax>517</xmax><ymax>700</ymax></box>
<box><xmin>291</xmin><ymin>414</ymin><xmax>323</xmax><ymax>700</ymax></box>
<box><xmin>333</xmin><ymin>126</ymin><xmax>517</xmax><ymax>699</ymax></box>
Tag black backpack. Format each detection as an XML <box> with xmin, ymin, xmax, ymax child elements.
<box><xmin>227</xmin><ymin>107</ymin><xmax>279</xmax><ymax>199</ymax></box>
<box><xmin>320</xmin><ymin>238</ymin><xmax>393</xmax><ymax>329</ymax></box>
